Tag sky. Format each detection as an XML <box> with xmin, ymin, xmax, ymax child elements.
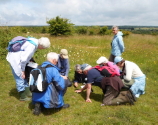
<box><xmin>0</xmin><ymin>0</ymin><xmax>158</xmax><ymax>26</ymax></box>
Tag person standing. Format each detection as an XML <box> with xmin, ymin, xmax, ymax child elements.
<box><xmin>6</xmin><ymin>36</ymin><xmax>51</xmax><ymax>101</ymax></box>
<box><xmin>109</xmin><ymin>26</ymin><xmax>125</xmax><ymax>62</ymax></box>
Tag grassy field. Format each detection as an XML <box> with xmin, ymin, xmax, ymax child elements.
<box><xmin>0</xmin><ymin>34</ymin><xmax>158</xmax><ymax>125</ymax></box>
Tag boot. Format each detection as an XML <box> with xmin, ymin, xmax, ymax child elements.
<box><xmin>25</xmin><ymin>87</ymin><xmax>32</xmax><ymax>97</ymax></box>
<box><xmin>110</xmin><ymin>91</ymin><xmax>134</xmax><ymax>105</ymax></box>
<box><xmin>33</xmin><ymin>102</ymin><xmax>41</xmax><ymax>116</ymax></box>
<box><xmin>19</xmin><ymin>91</ymin><xmax>31</xmax><ymax>101</ymax></box>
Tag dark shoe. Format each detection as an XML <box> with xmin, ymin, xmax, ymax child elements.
<box><xmin>19</xmin><ymin>91</ymin><xmax>31</xmax><ymax>101</ymax></box>
<box><xmin>33</xmin><ymin>103</ymin><xmax>41</xmax><ymax>116</ymax></box>
<box><xmin>62</xmin><ymin>104</ymin><xmax>70</xmax><ymax>108</ymax></box>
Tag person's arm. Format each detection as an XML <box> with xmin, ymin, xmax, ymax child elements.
<box><xmin>124</xmin><ymin>62</ymin><xmax>132</xmax><ymax>81</ymax></box>
<box><xmin>65</xmin><ymin>59</ymin><xmax>70</xmax><ymax>77</ymax></box>
<box><xmin>118</xmin><ymin>36</ymin><xmax>125</xmax><ymax>53</ymax></box>
<box><xmin>47</xmin><ymin>67</ymin><xmax>65</xmax><ymax>90</ymax></box>
<box><xmin>20</xmin><ymin>43</ymin><xmax>36</xmax><ymax>78</ymax></box>
<box><xmin>86</xmin><ymin>83</ymin><xmax>92</xmax><ymax>102</ymax></box>
<box><xmin>75</xmin><ymin>83</ymin><xmax>88</xmax><ymax>93</ymax></box>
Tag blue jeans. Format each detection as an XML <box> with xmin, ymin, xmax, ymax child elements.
<box><xmin>10</xmin><ymin>65</ymin><xmax>29</xmax><ymax>92</ymax></box>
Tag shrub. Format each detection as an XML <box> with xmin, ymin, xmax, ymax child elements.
<box><xmin>47</xmin><ymin>16</ymin><xmax>74</xmax><ymax>36</ymax></box>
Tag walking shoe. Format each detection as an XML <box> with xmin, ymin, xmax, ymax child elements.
<box><xmin>33</xmin><ymin>102</ymin><xmax>41</xmax><ymax>116</ymax></box>
<box><xmin>62</xmin><ymin>104</ymin><xmax>70</xmax><ymax>108</ymax></box>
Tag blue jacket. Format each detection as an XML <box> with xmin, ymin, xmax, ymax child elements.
<box><xmin>32</xmin><ymin>61</ymin><xmax>66</xmax><ymax>108</ymax></box>
<box><xmin>111</xmin><ymin>31</ymin><xmax>125</xmax><ymax>56</ymax></box>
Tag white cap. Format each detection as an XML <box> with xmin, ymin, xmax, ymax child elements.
<box><xmin>96</xmin><ymin>56</ymin><xmax>108</xmax><ymax>64</ymax></box>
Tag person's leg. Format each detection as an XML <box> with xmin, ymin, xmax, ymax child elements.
<box><xmin>102</xmin><ymin>86</ymin><xmax>119</xmax><ymax>105</ymax></box>
<box><xmin>109</xmin><ymin>54</ymin><xmax>115</xmax><ymax>62</ymax></box>
<box><xmin>10</xmin><ymin>66</ymin><xmax>31</xmax><ymax>101</ymax></box>
<box><xmin>110</xmin><ymin>90</ymin><xmax>134</xmax><ymax>105</ymax></box>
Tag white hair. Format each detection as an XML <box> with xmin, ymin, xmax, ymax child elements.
<box><xmin>47</xmin><ymin>52</ymin><xmax>58</xmax><ymax>62</ymax></box>
<box><xmin>38</xmin><ymin>37</ymin><xmax>50</xmax><ymax>48</ymax></box>
<box><xmin>112</xmin><ymin>26</ymin><xmax>119</xmax><ymax>30</ymax></box>
<box><xmin>74</xmin><ymin>64</ymin><xmax>81</xmax><ymax>71</ymax></box>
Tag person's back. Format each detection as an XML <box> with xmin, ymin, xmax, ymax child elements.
<box><xmin>32</xmin><ymin>52</ymin><xmax>69</xmax><ymax>116</ymax></box>
<box><xmin>124</xmin><ymin>61</ymin><xmax>144</xmax><ymax>81</ymax></box>
<box><xmin>32</xmin><ymin>61</ymin><xmax>66</xmax><ymax>108</ymax></box>
<box><xmin>87</xmin><ymin>68</ymin><xmax>104</xmax><ymax>87</ymax></box>
<box><xmin>6</xmin><ymin>36</ymin><xmax>50</xmax><ymax>101</ymax></box>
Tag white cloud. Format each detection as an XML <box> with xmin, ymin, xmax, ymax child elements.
<box><xmin>0</xmin><ymin>0</ymin><xmax>157</xmax><ymax>26</ymax></box>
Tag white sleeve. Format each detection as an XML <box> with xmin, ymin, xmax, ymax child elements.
<box><xmin>20</xmin><ymin>43</ymin><xmax>36</xmax><ymax>71</ymax></box>
<box><xmin>124</xmin><ymin>62</ymin><xmax>132</xmax><ymax>81</ymax></box>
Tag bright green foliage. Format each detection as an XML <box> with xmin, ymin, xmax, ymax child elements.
<box><xmin>47</xmin><ymin>16</ymin><xmax>74</xmax><ymax>36</ymax></box>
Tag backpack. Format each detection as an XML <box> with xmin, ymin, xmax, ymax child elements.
<box><xmin>7</xmin><ymin>36</ymin><xmax>37</xmax><ymax>52</ymax></box>
<box><xmin>29</xmin><ymin>64</ymin><xmax>53</xmax><ymax>93</ymax></box>
<box><xmin>93</xmin><ymin>65</ymin><xmax>119</xmax><ymax>77</ymax></box>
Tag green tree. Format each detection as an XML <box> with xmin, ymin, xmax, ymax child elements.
<box><xmin>47</xmin><ymin>16</ymin><xmax>74</xmax><ymax>36</ymax></box>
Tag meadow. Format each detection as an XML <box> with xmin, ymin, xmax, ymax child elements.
<box><xmin>0</xmin><ymin>33</ymin><xmax>158</xmax><ymax>125</ymax></box>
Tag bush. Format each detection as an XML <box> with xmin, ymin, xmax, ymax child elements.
<box><xmin>47</xmin><ymin>16</ymin><xmax>74</xmax><ymax>36</ymax></box>
<box><xmin>76</xmin><ymin>26</ymin><xmax>88</xmax><ymax>35</ymax></box>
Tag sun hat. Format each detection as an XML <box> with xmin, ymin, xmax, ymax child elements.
<box><xmin>114</xmin><ymin>56</ymin><xmax>123</xmax><ymax>64</ymax></box>
<box><xmin>96</xmin><ymin>56</ymin><xmax>108</xmax><ymax>64</ymax></box>
<box><xmin>81</xmin><ymin>64</ymin><xmax>92</xmax><ymax>71</ymax></box>
<box><xmin>60</xmin><ymin>49</ymin><xmax>68</xmax><ymax>59</ymax></box>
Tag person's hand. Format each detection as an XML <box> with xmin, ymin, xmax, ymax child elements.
<box><xmin>74</xmin><ymin>82</ymin><xmax>78</xmax><ymax>88</ymax></box>
<box><xmin>75</xmin><ymin>89</ymin><xmax>82</xmax><ymax>93</ymax></box>
<box><xmin>86</xmin><ymin>98</ymin><xmax>92</xmax><ymax>103</ymax></box>
<box><xmin>61</xmin><ymin>75</ymin><xmax>67</xmax><ymax>79</ymax></box>
<box><xmin>21</xmin><ymin>71</ymin><xmax>25</xmax><ymax>79</ymax></box>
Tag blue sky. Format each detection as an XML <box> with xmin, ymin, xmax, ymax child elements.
<box><xmin>0</xmin><ymin>0</ymin><xmax>157</xmax><ymax>26</ymax></box>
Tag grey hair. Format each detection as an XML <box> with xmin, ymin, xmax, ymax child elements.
<box><xmin>38</xmin><ymin>37</ymin><xmax>50</xmax><ymax>48</ymax></box>
<box><xmin>74</xmin><ymin>64</ymin><xmax>81</xmax><ymax>71</ymax></box>
<box><xmin>112</xmin><ymin>26</ymin><xmax>119</xmax><ymax>30</ymax></box>
<box><xmin>47</xmin><ymin>52</ymin><xmax>58</xmax><ymax>62</ymax></box>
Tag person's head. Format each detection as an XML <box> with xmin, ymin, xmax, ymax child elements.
<box><xmin>38</xmin><ymin>37</ymin><xmax>50</xmax><ymax>49</ymax></box>
<box><xmin>74</xmin><ymin>64</ymin><xmax>82</xmax><ymax>74</ymax></box>
<box><xmin>114</xmin><ymin>56</ymin><xmax>125</xmax><ymax>67</ymax></box>
<box><xmin>96</xmin><ymin>56</ymin><xmax>108</xmax><ymax>66</ymax></box>
<box><xmin>47</xmin><ymin>52</ymin><xmax>59</xmax><ymax>65</ymax></box>
<box><xmin>81</xmin><ymin>64</ymin><xmax>92</xmax><ymax>75</ymax></box>
<box><xmin>60</xmin><ymin>49</ymin><xmax>68</xmax><ymax>59</ymax></box>
<box><xmin>112</xmin><ymin>26</ymin><xmax>119</xmax><ymax>35</ymax></box>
